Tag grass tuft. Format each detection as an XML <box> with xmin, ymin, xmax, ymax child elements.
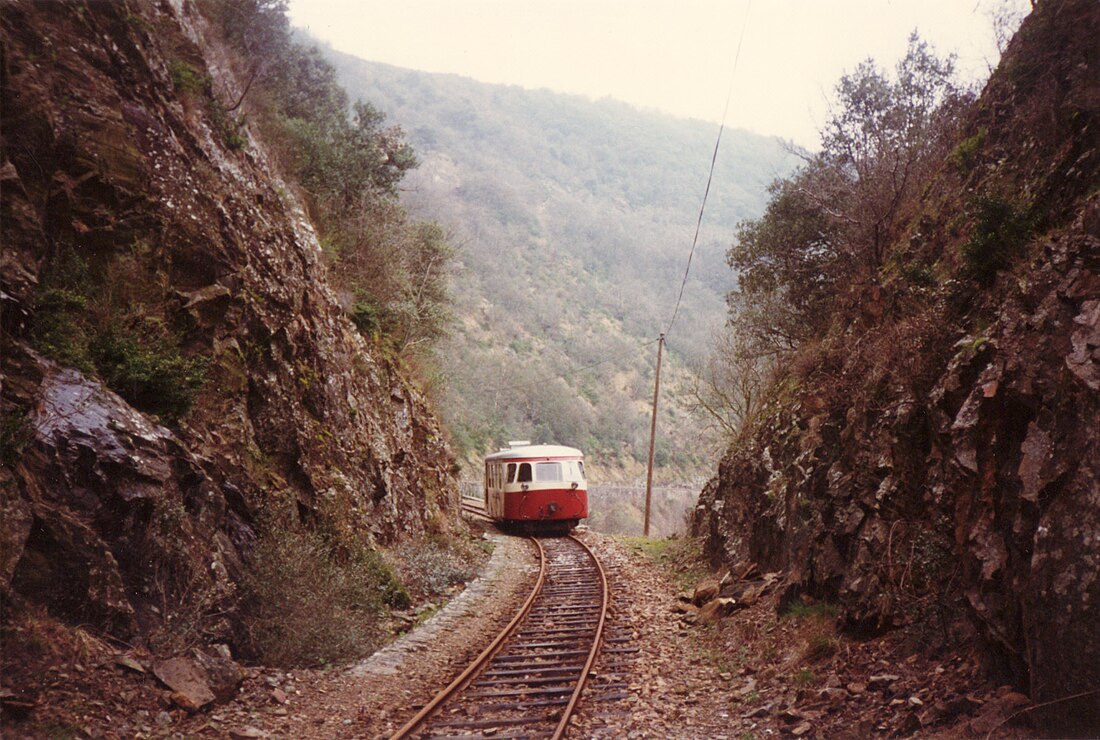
<box><xmin>782</xmin><ymin>601</ymin><xmax>838</xmax><ymax>620</ymax></box>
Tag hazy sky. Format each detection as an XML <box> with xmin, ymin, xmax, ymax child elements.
<box><xmin>287</xmin><ymin>0</ymin><xmax>1028</xmax><ymax>148</ymax></box>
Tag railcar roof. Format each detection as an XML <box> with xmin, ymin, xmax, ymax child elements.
<box><xmin>485</xmin><ymin>444</ymin><xmax>583</xmax><ymax>461</ymax></box>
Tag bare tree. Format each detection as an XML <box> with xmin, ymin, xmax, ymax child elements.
<box><xmin>686</xmin><ymin>328</ymin><xmax>774</xmax><ymax>439</ymax></box>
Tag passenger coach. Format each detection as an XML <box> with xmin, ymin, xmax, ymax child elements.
<box><xmin>483</xmin><ymin>441</ymin><xmax>588</xmax><ymax>532</ymax></box>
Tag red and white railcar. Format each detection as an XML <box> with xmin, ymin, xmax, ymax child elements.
<box><xmin>483</xmin><ymin>441</ymin><xmax>588</xmax><ymax>532</ymax></box>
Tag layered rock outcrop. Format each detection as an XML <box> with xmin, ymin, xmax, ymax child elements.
<box><xmin>1</xmin><ymin>0</ymin><xmax>455</xmax><ymax>646</ymax></box>
<box><xmin>693</xmin><ymin>0</ymin><xmax>1099</xmax><ymax>725</ymax></box>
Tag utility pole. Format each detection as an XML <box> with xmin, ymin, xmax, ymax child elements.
<box><xmin>643</xmin><ymin>333</ymin><xmax>665</xmax><ymax>537</ymax></box>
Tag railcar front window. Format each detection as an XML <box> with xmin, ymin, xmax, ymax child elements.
<box><xmin>518</xmin><ymin>463</ymin><xmax>532</xmax><ymax>483</ymax></box>
<box><xmin>507</xmin><ymin>463</ymin><xmax>517</xmax><ymax>483</ymax></box>
<box><xmin>536</xmin><ymin>462</ymin><xmax>563</xmax><ymax>481</ymax></box>
<box><xmin>577</xmin><ymin>461</ymin><xmax>586</xmax><ymax>480</ymax></box>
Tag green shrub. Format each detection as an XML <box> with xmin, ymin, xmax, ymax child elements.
<box><xmin>90</xmin><ymin>322</ymin><xmax>207</xmax><ymax>423</ymax></box>
<box><xmin>901</xmin><ymin>262</ymin><xmax>937</xmax><ymax>288</ymax></box>
<box><xmin>168</xmin><ymin>59</ymin><xmax>208</xmax><ymax>96</ymax></box>
<box><xmin>124</xmin><ymin>12</ymin><xmax>151</xmax><ymax>33</ymax></box>
<box><xmin>240</xmin><ymin>527</ymin><xmax>404</xmax><ymax>667</ymax></box>
<box><xmin>1</xmin><ymin>410</ymin><xmax>32</xmax><ymax>467</ymax></box>
<box><xmin>208</xmin><ymin>100</ymin><xmax>247</xmax><ymax>150</ymax></box>
<box><xmin>351</xmin><ymin>298</ymin><xmax>383</xmax><ymax>335</ymax></box>
<box><xmin>30</xmin><ymin>250</ymin><xmax>96</xmax><ymax>373</ymax></box>
<box><xmin>952</xmin><ymin>128</ymin><xmax>987</xmax><ymax>171</ymax></box>
<box><xmin>31</xmin><ymin>288</ymin><xmax>95</xmax><ymax>374</ymax></box>
<box><xmin>960</xmin><ymin>195</ymin><xmax>1036</xmax><ymax>282</ymax></box>
<box><xmin>224</xmin><ymin>128</ymin><xmax>246</xmax><ymax>150</ymax></box>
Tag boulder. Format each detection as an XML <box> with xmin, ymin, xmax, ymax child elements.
<box><xmin>697</xmin><ymin>597</ymin><xmax>739</xmax><ymax>624</ymax></box>
<box><xmin>692</xmin><ymin>578</ymin><xmax>721</xmax><ymax>606</ymax></box>
<box><xmin>154</xmin><ymin>657</ymin><xmax>215</xmax><ymax>710</ymax></box>
<box><xmin>191</xmin><ymin>647</ymin><xmax>245</xmax><ymax>703</ymax></box>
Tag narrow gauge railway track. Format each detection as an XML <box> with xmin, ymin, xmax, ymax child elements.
<box><xmin>391</xmin><ymin>535</ymin><xmax>610</xmax><ymax>739</ymax></box>
<box><xmin>460</xmin><ymin>499</ymin><xmax>494</xmax><ymax>522</ymax></box>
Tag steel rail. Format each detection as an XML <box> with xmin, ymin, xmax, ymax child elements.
<box><xmin>551</xmin><ymin>534</ymin><xmax>609</xmax><ymax>739</ymax></box>
<box><xmin>460</xmin><ymin>500</ymin><xmax>493</xmax><ymax>522</ymax></box>
<box><xmin>389</xmin><ymin>536</ymin><xmax>547</xmax><ymax>739</ymax></box>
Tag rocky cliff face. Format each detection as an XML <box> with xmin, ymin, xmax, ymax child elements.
<box><xmin>1</xmin><ymin>0</ymin><xmax>455</xmax><ymax>648</ymax></box>
<box><xmin>693</xmin><ymin>0</ymin><xmax>1099</xmax><ymax>726</ymax></box>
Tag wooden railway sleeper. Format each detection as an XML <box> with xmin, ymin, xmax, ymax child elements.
<box><xmin>466</xmin><ymin>697</ymin><xmax>571</xmax><ymax>712</ymax></box>
<box><xmin>427</xmin><ymin>714</ymin><xmax>558</xmax><ymax>730</ymax></box>
<box><xmin>468</xmin><ymin>686</ymin><xmax>577</xmax><ymax>699</ymax></box>
<box><xmin>473</xmin><ymin>675</ymin><xmax>582</xmax><ymax>688</ymax></box>
<box><xmin>480</xmin><ymin>665</ymin><xmax>585</xmax><ymax>678</ymax></box>
<box><xmin>498</xmin><ymin>641</ymin><xmax>587</xmax><ymax>650</ymax></box>
<box><xmin>489</xmin><ymin>650</ymin><xmax>590</xmax><ymax>662</ymax></box>
<box><xmin>516</xmin><ymin>623</ymin><xmax>597</xmax><ymax>632</ymax></box>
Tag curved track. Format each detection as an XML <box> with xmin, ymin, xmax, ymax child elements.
<box><xmin>391</xmin><ymin>535</ymin><xmax>609</xmax><ymax>739</ymax></box>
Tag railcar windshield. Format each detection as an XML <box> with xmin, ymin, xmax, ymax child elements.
<box><xmin>506</xmin><ymin>463</ymin><xmax>517</xmax><ymax>483</ymax></box>
<box><xmin>517</xmin><ymin>462</ymin><xmax>532</xmax><ymax>482</ymax></box>
<box><xmin>535</xmin><ymin>462</ymin><xmax>563</xmax><ymax>481</ymax></box>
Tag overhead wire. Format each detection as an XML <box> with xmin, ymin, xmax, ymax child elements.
<box><xmin>663</xmin><ymin>0</ymin><xmax>752</xmax><ymax>340</ymax></box>
<box><xmin>645</xmin><ymin>1</ymin><xmax>753</xmax><ymax>534</ymax></box>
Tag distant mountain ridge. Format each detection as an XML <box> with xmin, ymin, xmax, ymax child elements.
<box><xmin>319</xmin><ymin>44</ymin><xmax>799</xmax><ymax>476</ymax></box>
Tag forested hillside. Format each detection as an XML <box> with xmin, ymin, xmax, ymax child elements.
<box><xmin>321</xmin><ymin>48</ymin><xmax>798</xmax><ymax>477</ymax></box>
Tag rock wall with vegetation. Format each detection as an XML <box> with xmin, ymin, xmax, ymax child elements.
<box><xmin>1</xmin><ymin>0</ymin><xmax>459</xmax><ymax>663</ymax></box>
<box><xmin>693</xmin><ymin>0</ymin><xmax>1099</xmax><ymax>728</ymax></box>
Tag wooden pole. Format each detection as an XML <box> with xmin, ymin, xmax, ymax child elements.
<box><xmin>644</xmin><ymin>333</ymin><xmax>665</xmax><ymax>537</ymax></box>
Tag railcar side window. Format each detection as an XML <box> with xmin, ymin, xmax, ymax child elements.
<box><xmin>507</xmin><ymin>463</ymin><xmax>517</xmax><ymax>483</ymax></box>
<box><xmin>536</xmin><ymin>462</ymin><xmax>563</xmax><ymax>481</ymax></box>
<box><xmin>518</xmin><ymin>463</ymin><xmax>532</xmax><ymax>483</ymax></box>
